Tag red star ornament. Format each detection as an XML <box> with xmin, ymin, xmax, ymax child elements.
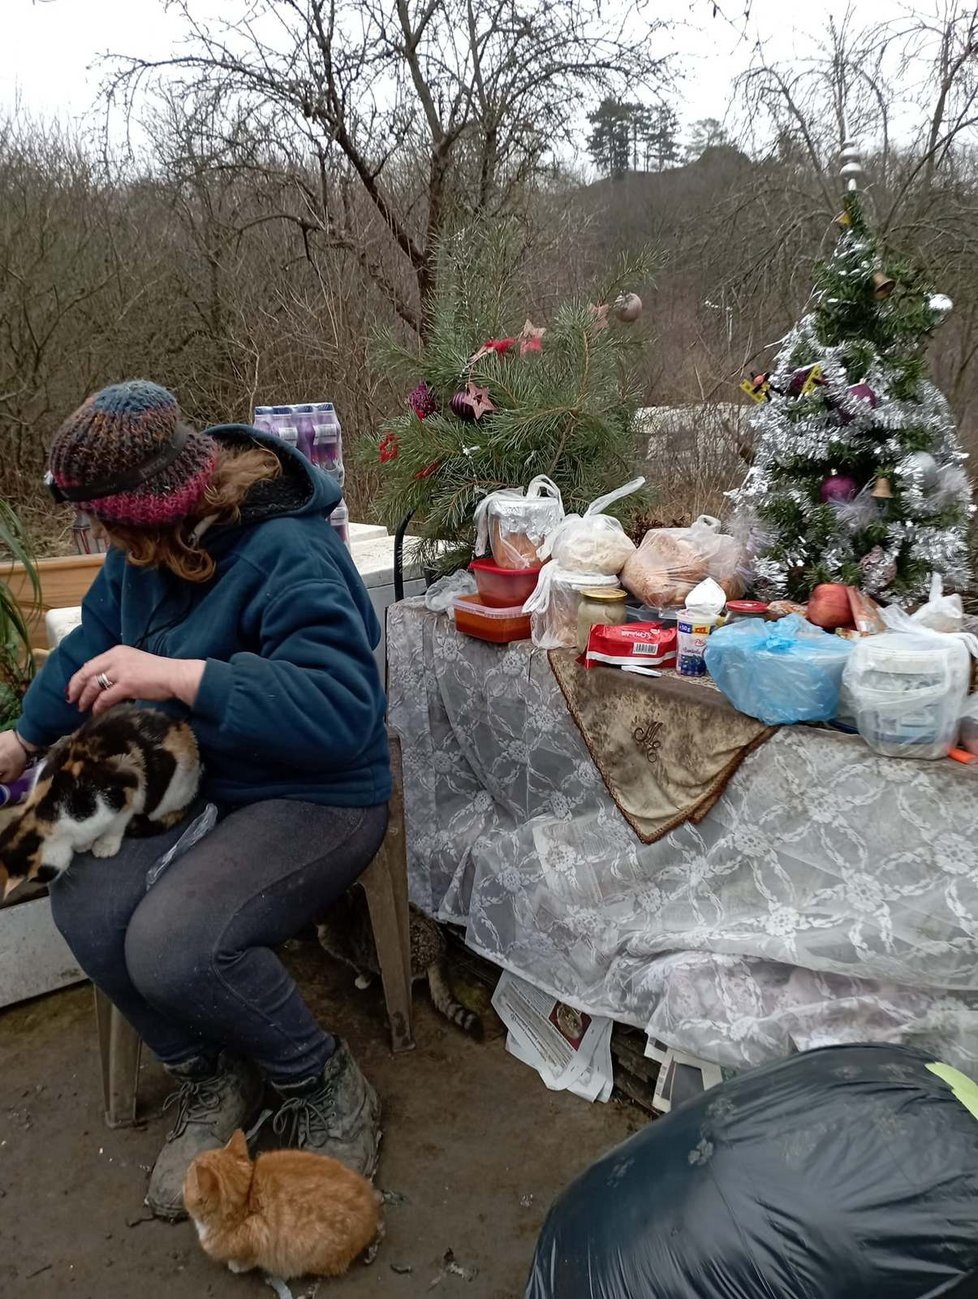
<box><xmin>465</xmin><ymin>381</ymin><xmax>496</xmax><ymax>420</ymax></box>
<box><xmin>518</xmin><ymin>319</ymin><xmax>546</xmax><ymax>356</ymax></box>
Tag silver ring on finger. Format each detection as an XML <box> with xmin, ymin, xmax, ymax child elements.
<box><xmin>95</xmin><ymin>671</ymin><xmax>114</xmax><ymax>692</ymax></box>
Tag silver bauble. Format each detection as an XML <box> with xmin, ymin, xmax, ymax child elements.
<box><xmin>614</xmin><ymin>292</ymin><xmax>643</xmax><ymax>323</ymax></box>
<box><xmin>904</xmin><ymin>451</ymin><xmax>939</xmax><ymax>490</ymax></box>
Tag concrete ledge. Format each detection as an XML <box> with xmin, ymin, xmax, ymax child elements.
<box><xmin>0</xmin><ymin>897</ymin><xmax>84</xmax><ymax>1008</ymax></box>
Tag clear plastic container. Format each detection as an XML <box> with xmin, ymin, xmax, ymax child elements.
<box><xmin>523</xmin><ymin>568</ymin><xmax>621</xmax><ymax>649</ymax></box>
<box><xmin>453</xmin><ymin>594</ymin><xmax>531</xmax><ymax>644</ymax></box>
<box><xmin>629</xmin><ymin>604</ymin><xmax>682</xmax><ymax>628</ymax></box>
<box><xmin>473</xmin><ymin>476</ymin><xmax>564</xmax><ymax>570</ymax></box>
<box><xmin>469</xmin><ymin>558</ymin><xmax>543</xmax><ymax>608</ymax></box>
<box><xmin>844</xmin><ymin>634</ymin><xmax>971</xmax><ymax>759</ymax></box>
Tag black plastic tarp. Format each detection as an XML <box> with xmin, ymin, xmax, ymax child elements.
<box><xmin>526</xmin><ymin>1044</ymin><xmax>978</xmax><ymax>1299</ymax></box>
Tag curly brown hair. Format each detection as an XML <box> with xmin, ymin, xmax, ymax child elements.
<box><xmin>97</xmin><ymin>441</ymin><xmax>281</xmax><ymax>582</ymax></box>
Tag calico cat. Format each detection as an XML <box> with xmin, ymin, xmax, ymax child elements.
<box><xmin>184</xmin><ymin>1129</ymin><xmax>383</xmax><ymax>1280</ymax></box>
<box><xmin>0</xmin><ymin>705</ymin><xmax>200</xmax><ymax>899</ymax></box>
<box><xmin>317</xmin><ymin>891</ymin><xmax>483</xmax><ymax>1039</ymax></box>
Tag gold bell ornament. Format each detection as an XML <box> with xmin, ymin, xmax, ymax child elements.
<box><xmin>871</xmin><ymin>476</ymin><xmax>893</xmax><ymax>499</ymax></box>
<box><xmin>871</xmin><ymin>271</ymin><xmax>896</xmax><ymax>300</ymax></box>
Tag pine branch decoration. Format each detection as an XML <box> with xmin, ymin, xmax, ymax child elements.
<box><xmin>369</xmin><ymin>224</ymin><xmax>656</xmax><ymax>572</ymax></box>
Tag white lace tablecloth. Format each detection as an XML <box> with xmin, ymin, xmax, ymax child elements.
<box><xmin>387</xmin><ymin>600</ymin><xmax>978</xmax><ymax>1070</ymax></box>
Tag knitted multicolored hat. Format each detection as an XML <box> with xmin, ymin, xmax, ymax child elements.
<box><xmin>48</xmin><ymin>380</ymin><xmax>218</xmax><ymax>526</ymax></box>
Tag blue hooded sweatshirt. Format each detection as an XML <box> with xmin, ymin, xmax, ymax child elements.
<box><xmin>18</xmin><ymin>427</ymin><xmax>392</xmax><ymax>809</ymax></box>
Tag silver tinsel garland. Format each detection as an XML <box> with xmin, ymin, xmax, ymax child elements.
<box><xmin>728</xmin><ymin>307</ymin><xmax>974</xmax><ymax>603</ymax></box>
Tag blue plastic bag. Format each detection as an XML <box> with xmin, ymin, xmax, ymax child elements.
<box><xmin>704</xmin><ymin>613</ymin><xmax>853</xmax><ymax>726</ymax></box>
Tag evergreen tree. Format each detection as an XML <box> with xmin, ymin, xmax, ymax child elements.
<box><xmin>646</xmin><ymin>105</ymin><xmax>680</xmax><ymax>171</ymax></box>
<box><xmin>730</xmin><ymin>148</ymin><xmax>973</xmax><ymax>604</ymax></box>
<box><xmin>587</xmin><ymin>98</ymin><xmax>631</xmax><ymax>177</ymax></box>
<box><xmin>686</xmin><ymin>117</ymin><xmax>730</xmax><ymax>162</ymax></box>
<box><xmin>371</xmin><ymin>223</ymin><xmax>653</xmax><ymax>572</ymax></box>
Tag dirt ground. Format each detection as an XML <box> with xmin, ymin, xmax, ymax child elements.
<box><xmin>0</xmin><ymin>938</ymin><xmax>641</xmax><ymax>1299</ymax></box>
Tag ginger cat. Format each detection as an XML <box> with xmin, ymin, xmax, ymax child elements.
<box><xmin>183</xmin><ymin>1129</ymin><xmax>383</xmax><ymax>1281</ymax></box>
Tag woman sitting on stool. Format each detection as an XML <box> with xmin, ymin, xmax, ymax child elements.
<box><xmin>0</xmin><ymin>380</ymin><xmax>390</xmax><ymax>1220</ymax></box>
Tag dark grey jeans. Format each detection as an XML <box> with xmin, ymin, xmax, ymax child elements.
<box><xmin>49</xmin><ymin>800</ymin><xmax>387</xmax><ymax>1083</ymax></box>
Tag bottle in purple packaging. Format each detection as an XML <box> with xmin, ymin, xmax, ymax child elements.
<box><xmin>311</xmin><ymin>403</ymin><xmax>342</xmax><ymax>473</ymax></box>
<box><xmin>252</xmin><ymin>405</ymin><xmax>274</xmax><ymax>433</ymax></box>
<box><xmin>271</xmin><ymin>405</ymin><xmax>298</xmax><ymax>449</ymax></box>
<box><xmin>0</xmin><ymin>764</ymin><xmax>37</xmax><ymax>808</ymax></box>
<box><xmin>329</xmin><ymin>500</ymin><xmax>351</xmax><ymax>548</ymax></box>
<box><xmin>294</xmin><ymin>404</ymin><xmax>316</xmax><ymax>461</ymax></box>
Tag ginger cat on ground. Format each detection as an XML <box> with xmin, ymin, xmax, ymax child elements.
<box><xmin>184</xmin><ymin>1129</ymin><xmax>382</xmax><ymax>1280</ymax></box>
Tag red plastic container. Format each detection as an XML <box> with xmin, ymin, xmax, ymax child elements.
<box><xmin>453</xmin><ymin>594</ymin><xmax>531</xmax><ymax>644</ymax></box>
<box><xmin>469</xmin><ymin>558</ymin><xmax>542</xmax><ymax>609</ymax></box>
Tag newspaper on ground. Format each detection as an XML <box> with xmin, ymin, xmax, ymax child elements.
<box><xmin>492</xmin><ymin>971</ymin><xmax>614</xmax><ymax>1103</ymax></box>
<box><xmin>644</xmin><ymin>1038</ymin><xmax>732</xmax><ymax>1112</ymax></box>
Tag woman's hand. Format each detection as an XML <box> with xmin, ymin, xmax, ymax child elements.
<box><xmin>0</xmin><ymin>729</ymin><xmax>30</xmax><ymax>784</ymax></box>
<box><xmin>69</xmin><ymin>647</ymin><xmax>206</xmax><ymax>716</ymax></box>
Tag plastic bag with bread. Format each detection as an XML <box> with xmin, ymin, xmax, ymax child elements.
<box><xmin>620</xmin><ymin>515</ymin><xmax>746</xmax><ymax>607</ymax></box>
<box><xmin>538</xmin><ymin>478</ymin><xmax>644</xmax><ymax>575</ymax></box>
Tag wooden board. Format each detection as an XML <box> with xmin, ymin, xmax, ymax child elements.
<box><xmin>1</xmin><ymin>554</ymin><xmax>104</xmax><ymax>651</ymax></box>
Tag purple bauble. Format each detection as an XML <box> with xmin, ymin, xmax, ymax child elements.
<box><xmin>408</xmin><ymin>381</ymin><xmax>438</xmax><ymax>420</ymax></box>
<box><xmin>837</xmin><ymin>383</ymin><xmax>879</xmax><ymax>426</ymax></box>
<box><xmin>787</xmin><ymin>364</ymin><xmax>824</xmax><ymax>396</ymax></box>
<box><xmin>451</xmin><ymin>390</ymin><xmax>476</xmax><ymax>422</ymax></box>
<box><xmin>820</xmin><ymin>473</ymin><xmax>858</xmax><ymax>503</ymax></box>
<box><xmin>849</xmin><ymin>383</ymin><xmax>878</xmax><ymax>408</ymax></box>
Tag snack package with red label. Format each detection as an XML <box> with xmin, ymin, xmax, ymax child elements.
<box><xmin>585</xmin><ymin>622</ymin><xmax>678</xmax><ymax>671</ymax></box>
<box><xmin>847</xmin><ymin>587</ymin><xmax>886</xmax><ymax>636</ymax></box>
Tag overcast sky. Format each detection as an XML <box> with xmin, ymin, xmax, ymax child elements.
<box><xmin>0</xmin><ymin>0</ymin><xmax>938</xmax><ymax>142</ymax></box>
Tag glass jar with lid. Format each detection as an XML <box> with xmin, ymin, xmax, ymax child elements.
<box><xmin>577</xmin><ymin>586</ymin><xmax>628</xmax><ymax>652</ymax></box>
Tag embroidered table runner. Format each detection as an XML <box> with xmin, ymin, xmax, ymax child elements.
<box><xmin>548</xmin><ymin>652</ymin><xmax>776</xmax><ymax>843</ymax></box>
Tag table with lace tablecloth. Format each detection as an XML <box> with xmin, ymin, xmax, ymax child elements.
<box><xmin>387</xmin><ymin>599</ymin><xmax>978</xmax><ymax>1070</ymax></box>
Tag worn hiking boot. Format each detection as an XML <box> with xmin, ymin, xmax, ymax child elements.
<box><xmin>269</xmin><ymin>1041</ymin><xmax>381</xmax><ymax>1179</ymax></box>
<box><xmin>146</xmin><ymin>1052</ymin><xmax>264</xmax><ymax>1221</ymax></box>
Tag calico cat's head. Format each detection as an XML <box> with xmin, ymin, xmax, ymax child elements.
<box><xmin>183</xmin><ymin>1129</ymin><xmax>253</xmax><ymax>1223</ymax></box>
<box><xmin>0</xmin><ymin>805</ymin><xmax>55</xmax><ymax>900</ymax></box>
